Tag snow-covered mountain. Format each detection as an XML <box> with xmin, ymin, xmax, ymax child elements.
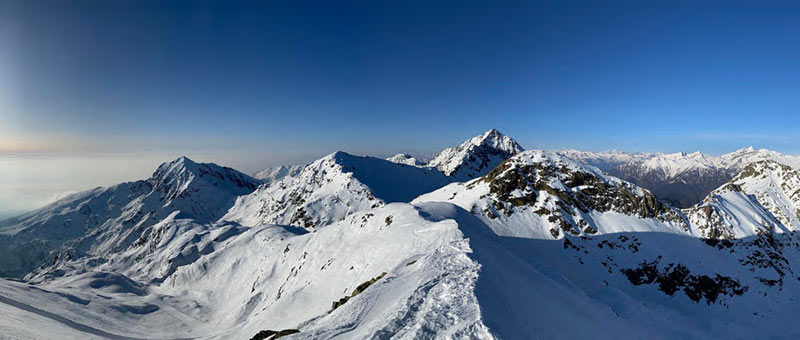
<box><xmin>7</xmin><ymin>137</ymin><xmax>800</xmax><ymax>339</ymax></box>
<box><xmin>558</xmin><ymin>149</ymin><xmax>660</xmax><ymax>170</ymax></box>
<box><xmin>6</xmin><ymin>148</ymin><xmax>800</xmax><ymax>339</ymax></box>
<box><xmin>385</xmin><ymin>153</ymin><xmax>425</xmax><ymax>167</ymax></box>
<box><xmin>222</xmin><ymin>151</ymin><xmax>450</xmax><ymax>229</ymax></box>
<box><xmin>0</xmin><ymin>156</ymin><xmax>259</xmax><ymax>278</ymax></box>
<box><xmin>253</xmin><ymin>164</ymin><xmax>305</xmax><ymax>185</ymax></box>
<box><xmin>415</xmin><ymin>150</ymin><xmax>688</xmax><ymax>239</ymax></box>
<box><xmin>427</xmin><ymin>129</ymin><xmax>524</xmax><ymax>181</ymax></box>
<box><xmin>561</xmin><ymin>147</ymin><xmax>800</xmax><ymax>208</ymax></box>
<box><xmin>719</xmin><ymin>146</ymin><xmax>800</xmax><ymax>170</ymax></box>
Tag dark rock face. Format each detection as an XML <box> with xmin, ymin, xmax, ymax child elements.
<box><xmin>250</xmin><ymin>329</ymin><xmax>300</xmax><ymax>340</ymax></box>
<box><xmin>478</xmin><ymin>156</ymin><xmax>686</xmax><ymax>237</ymax></box>
<box><xmin>621</xmin><ymin>258</ymin><xmax>748</xmax><ymax>304</ymax></box>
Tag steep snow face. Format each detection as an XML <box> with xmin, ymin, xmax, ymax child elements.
<box><xmin>686</xmin><ymin>183</ymin><xmax>784</xmax><ymax>240</ymax></box>
<box><xmin>223</xmin><ymin>151</ymin><xmax>450</xmax><ymax>229</ymax></box>
<box><xmin>0</xmin><ymin>156</ymin><xmax>259</xmax><ymax>278</ymax></box>
<box><xmin>416</xmin><ymin>150</ymin><xmax>687</xmax><ymax>239</ymax></box>
<box><xmin>386</xmin><ymin>153</ymin><xmax>425</xmax><ymax>167</ymax></box>
<box><xmin>253</xmin><ymin>164</ymin><xmax>304</xmax><ymax>185</ymax></box>
<box><xmin>427</xmin><ymin>129</ymin><xmax>524</xmax><ymax>181</ymax></box>
<box><xmin>721</xmin><ymin>160</ymin><xmax>800</xmax><ymax>232</ymax></box>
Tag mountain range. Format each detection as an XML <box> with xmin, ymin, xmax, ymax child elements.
<box><xmin>3</xmin><ymin>130</ymin><xmax>800</xmax><ymax>339</ymax></box>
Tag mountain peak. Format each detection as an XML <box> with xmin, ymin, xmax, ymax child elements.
<box><xmin>386</xmin><ymin>153</ymin><xmax>425</xmax><ymax>166</ymax></box>
<box><xmin>473</xmin><ymin>128</ymin><xmax>522</xmax><ymax>151</ymax></box>
<box><xmin>150</xmin><ymin>156</ymin><xmax>259</xmax><ymax>201</ymax></box>
<box><xmin>428</xmin><ymin>129</ymin><xmax>524</xmax><ymax>180</ymax></box>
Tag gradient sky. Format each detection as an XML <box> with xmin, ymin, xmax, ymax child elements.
<box><xmin>2</xmin><ymin>0</ymin><xmax>800</xmax><ymax>159</ymax></box>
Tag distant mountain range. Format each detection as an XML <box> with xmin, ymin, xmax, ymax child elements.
<box><xmin>3</xmin><ymin>130</ymin><xmax>800</xmax><ymax>339</ymax></box>
<box><xmin>562</xmin><ymin>146</ymin><xmax>800</xmax><ymax>208</ymax></box>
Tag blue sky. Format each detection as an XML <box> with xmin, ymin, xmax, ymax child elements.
<box><xmin>2</xmin><ymin>0</ymin><xmax>800</xmax><ymax>158</ymax></box>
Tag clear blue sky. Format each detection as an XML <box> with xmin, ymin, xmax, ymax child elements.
<box><xmin>2</xmin><ymin>0</ymin><xmax>800</xmax><ymax>158</ymax></box>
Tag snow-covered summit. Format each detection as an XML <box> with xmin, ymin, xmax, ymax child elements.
<box><xmin>386</xmin><ymin>153</ymin><xmax>425</xmax><ymax>167</ymax></box>
<box><xmin>149</xmin><ymin>156</ymin><xmax>260</xmax><ymax>203</ymax></box>
<box><xmin>0</xmin><ymin>156</ymin><xmax>259</xmax><ymax>278</ymax></box>
<box><xmin>427</xmin><ymin>129</ymin><xmax>524</xmax><ymax>181</ymax></box>
<box><xmin>223</xmin><ymin>151</ymin><xmax>450</xmax><ymax>229</ymax></box>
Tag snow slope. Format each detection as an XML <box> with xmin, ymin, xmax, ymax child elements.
<box><xmin>6</xmin><ymin>199</ymin><xmax>800</xmax><ymax>339</ymax></box>
<box><xmin>0</xmin><ymin>203</ymin><xmax>495</xmax><ymax>339</ymax></box>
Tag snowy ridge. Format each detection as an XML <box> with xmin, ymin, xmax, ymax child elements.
<box><xmin>0</xmin><ymin>156</ymin><xmax>259</xmax><ymax>279</ymax></box>
<box><xmin>558</xmin><ymin>149</ymin><xmax>661</xmax><ymax>170</ymax></box>
<box><xmin>427</xmin><ymin>129</ymin><xmax>524</xmax><ymax>181</ymax></box>
<box><xmin>639</xmin><ymin>152</ymin><xmax>718</xmax><ymax>179</ymax></box>
<box><xmin>222</xmin><ymin>151</ymin><xmax>450</xmax><ymax>229</ymax></box>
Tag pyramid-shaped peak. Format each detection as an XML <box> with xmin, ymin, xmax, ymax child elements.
<box><xmin>471</xmin><ymin>129</ymin><xmax>523</xmax><ymax>152</ymax></box>
<box><xmin>151</xmin><ymin>156</ymin><xmax>202</xmax><ymax>179</ymax></box>
<box><xmin>150</xmin><ymin>156</ymin><xmax>259</xmax><ymax>198</ymax></box>
<box><xmin>428</xmin><ymin>129</ymin><xmax>525</xmax><ymax>180</ymax></box>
